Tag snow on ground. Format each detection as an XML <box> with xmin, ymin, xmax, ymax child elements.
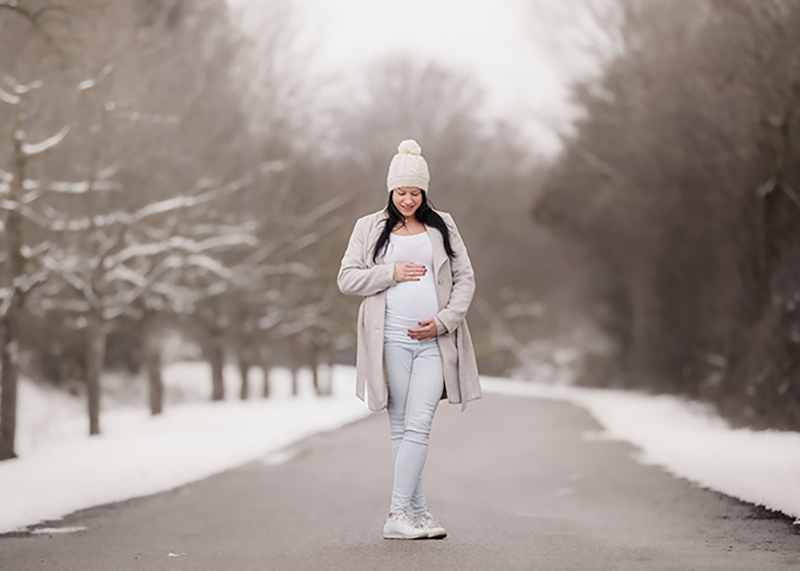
<box><xmin>481</xmin><ymin>377</ymin><xmax>800</xmax><ymax>522</ymax></box>
<box><xmin>1</xmin><ymin>363</ymin><xmax>372</xmax><ymax>534</ymax></box>
<box><xmin>6</xmin><ymin>362</ymin><xmax>799</xmax><ymax>534</ymax></box>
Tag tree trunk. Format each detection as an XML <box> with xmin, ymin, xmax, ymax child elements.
<box><xmin>0</xmin><ymin>100</ymin><xmax>29</xmax><ymax>458</ymax></box>
<box><xmin>147</xmin><ymin>350</ymin><xmax>164</xmax><ymax>415</ymax></box>
<box><xmin>323</xmin><ymin>342</ymin><xmax>334</xmax><ymax>396</ymax></box>
<box><xmin>86</xmin><ymin>315</ymin><xmax>107</xmax><ymax>436</ymax></box>
<box><xmin>261</xmin><ymin>345</ymin><xmax>271</xmax><ymax>399</ymax></box>
<box><xmin>310</xmin><ymin>343</ymin><xmax>320</xmax><ymax>396</ymax></box>
<box><xmin>209</xmin><ymin>338</ymin><xmax>225</xmax><ymax>401</ymax></box>
<box><xmin>144</xmin><ymin>318</ymin><xmax>164</xmax><ymax>416</ymax></box>
<box><xmin>238</xmin><ymin>354</ymin><xmax>250</xmax><ymax>401</ymax></box>
<box><xmin>0</xmin><ymin>311</ymin><xmax>20</xmax><ymax>460</ymax></box>
<box><xmin>290</xmin><ymin>336</ymin><xmax>299</xmax><ymax>396</ymax></box>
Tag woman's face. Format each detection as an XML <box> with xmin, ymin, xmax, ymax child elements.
<box><xmin>392</xmin><ymin>187</ymin><xmax>422</xmax><ymax>218</ymax></box>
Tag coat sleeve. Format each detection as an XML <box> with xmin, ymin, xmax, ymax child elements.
<box><xmin>337</xmin><ymin>217</ymin><xmax>397</xmax><ymax>296</ymax></box>
<box><xmin>435</xmin><ymin>213</ymin><xmax>475</xmax><ymax>335</ymax></box>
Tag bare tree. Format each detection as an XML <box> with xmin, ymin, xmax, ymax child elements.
<box><xmin>0</xmin><ymin>78</ymin><xmax>68</xmax><ymax>459</ymax></box>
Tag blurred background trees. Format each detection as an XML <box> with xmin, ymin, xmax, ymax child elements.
<box><xmin>532</xmin><ymin>0</ymin><xmax>800</xmax><ymax>429</ymax></box>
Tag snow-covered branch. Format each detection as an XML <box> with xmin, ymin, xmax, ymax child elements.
<box><xmin>102</xmin><ymin>257</ymin><xmax>184</xmax><ymax>317</ymax></box>
<box><xmin>0</xmin><ymin>288</ymin><xmax>13</xmax><ymax>320</ymax></box>
<box><xmin>20</xmin><ymin>241</ymin><xmax>54</xmax><ymax>261</ymax></box>
<box><xmin>40</xmin><ymin>255</ymin><xmax>102</xmax><ymax>308</ymax></box>
<box><xmin>14</xmin><ymin>271</ymin><xmax>48</xmax><ymax>295</ymax></box>
<box><xmin>103</xmin><ymin>234</ymin><xmax>258</xmax><ymax>269</ymax></box>
<box><xmin>129</xmin><ymin>180</ymin><xmax>251</xmax><ymax>224</ymax></box>
<box><xmin>105</xmin><ymin>264</ymin><xmax>150</xmax><ymax>289</ymax></box>
<box><xmin>21</xmin><ymin>125</ymin><xmax>70</xmax><ymax>157</ymax></box>
<box><xmin>2</xmin><ymin>76</ymin><xmax>43</xmax><ymax>94</ymax></box>
<box><xmin>1</xmin><ymin>169</ymin><xmax>121</xmax><ymax>200</ymax></box>
<box><xmin>258</xmin><ymin>307</ymin><xmax>284</xmax><ymax>331</ymax></box>
<box><xmin>16</xmin><ymin>178</ymin><xmax>249</xmax><ymax>232</ymax></box>
<box><xmin>0</xmin><ymin>272</ymin><xmax>46</xmax><ymax>318</ymax></box>
<box><xmin>21</xmin><ymin>179</ymin><xmax>122</xmax><ymax>200</ymax></box>
<box><xmin>183</xmin><ymin>254</ymin><xmax>235</xmax><ymax>282</ymax></box>
<box><xmin>14</xmin><ymin>203</ymin><xmax>116</xmax><ymax>232</ymax></box>
<box><xmin>0</xmin><ymin>87</ymin><xmax>19</xmax><ymax>105</ymax></box>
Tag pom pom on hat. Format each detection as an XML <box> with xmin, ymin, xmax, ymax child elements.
<box><xmin>387</xmin><ymin>138</ymin><xmax>430</xmax><ymax>192</ymax></box>
<box><xmin>397</xmin><ymin>139</ymin><xmax>422</xmax><ymax>155</ymax></box>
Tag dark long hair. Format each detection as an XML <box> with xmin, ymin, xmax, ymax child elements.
<box><xmin>372</xmin><ymin>190</ymin><xmax>455</xmax><ymax>263</ymax></box>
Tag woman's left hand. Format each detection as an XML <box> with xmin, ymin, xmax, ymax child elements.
<box><xmin>408</xmin><ymin>318</ymin><xmax>438</xmax><ymax>341</ymax></box>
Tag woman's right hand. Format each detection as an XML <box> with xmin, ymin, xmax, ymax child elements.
<box><xmin>394</xmin><ymin>262</ymin><xmax>427</xmax><ymax>283</ymax></box>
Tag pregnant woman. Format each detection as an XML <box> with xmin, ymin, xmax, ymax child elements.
<box><xmin>337</xmin><ymin>139</ymin><xmax>481</xmax><ymax>540</ymax></box>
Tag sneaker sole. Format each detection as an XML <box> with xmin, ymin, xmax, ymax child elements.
<box><xmin>383</xmin><ymin>531</ymin><xmax>429</xmax><ymax>540</ymax></box>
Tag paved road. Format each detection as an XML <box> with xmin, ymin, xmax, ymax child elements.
<box><xmin>2</xmin><ymin>393</ymin><xmax>799</xmax><ymax>571</ymax></box>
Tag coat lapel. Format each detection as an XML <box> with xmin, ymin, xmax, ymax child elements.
<box><xmin>425</xmin><ymin>221</ymin><xmax>448</xmax><ymax>276</ymax></box>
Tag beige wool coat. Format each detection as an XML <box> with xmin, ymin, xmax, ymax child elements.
<box><xmin>337</xmin><ymin>207</ymin><xmax>482</xmax><ymax>412</ymax></box>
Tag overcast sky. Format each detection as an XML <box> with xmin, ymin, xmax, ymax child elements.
<box><xmin>229</xmin><ymin>0</ymin><xmax>579</xmax><ymax>153</ymax></box>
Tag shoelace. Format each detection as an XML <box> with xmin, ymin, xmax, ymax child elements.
<box><xmin>416</xmin><ymin>513</ymin><xmax>440</xmax><ymax>528</ymax></box>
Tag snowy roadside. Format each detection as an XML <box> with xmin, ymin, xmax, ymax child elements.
<box><xmin>6</xmin><ymin>364</ymin><xmax>798</xmax><ymax>535</ymax></box>
<box><xmin>0</xmin><ymin>363</ymin><xmax>372</xmax><ymax>534</ymax></box>
<box><xmin>482</xmin><ymin>377</ymin><xmax>800</xmax><ymax>523</ymax></box>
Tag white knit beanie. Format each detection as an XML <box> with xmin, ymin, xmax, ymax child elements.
<box><xmin>386</xmin><ymin>139</ymin><xmax>430</xmax><ymax>192</ymax></box>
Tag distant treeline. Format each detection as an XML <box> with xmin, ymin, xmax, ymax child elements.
<box><xmin>534</xmin><ymin>0</ymin><xmax>800</xmax><ymax>430</ymax></box>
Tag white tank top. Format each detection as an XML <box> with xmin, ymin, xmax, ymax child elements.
<box><xmin>382</xmin><ymin>231</ymin><xmax>439</xmax><ymax>343</ymax></box>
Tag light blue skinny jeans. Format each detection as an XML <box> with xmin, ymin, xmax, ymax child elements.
<box><xmin>384</xmin><ymin>338</ymin><xmax>444</xmax><ymax>515</ymax></box>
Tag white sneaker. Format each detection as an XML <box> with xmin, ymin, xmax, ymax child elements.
<box><xmin>383</xmin><ymin>512</ymin><xmax>428</xmax><ymax>539</ymax></box>
<box><xmin>413</xmin><ymin>511</ymin><xmax>447</xmax><ymax>539</ymax></box>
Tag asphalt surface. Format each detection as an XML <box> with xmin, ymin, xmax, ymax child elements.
<box><xmin>2</xmin><ymin>393</ymin><xmax>799</xmax><ymax>571</ymax></box>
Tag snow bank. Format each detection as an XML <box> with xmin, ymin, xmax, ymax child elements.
<box><xmin>0</xmin><ymin>363</ymin><xmax>371</xmax><ymax>534</ymax></box>
<box><xmin>7</xmin><ymin>365</ymin><xmax>798</xmax><ymax>534</ymax></box>
<box><xmin>482</xmin><ymin>377</ymin><xmax>800</xmax><ymax>521</ymax></box>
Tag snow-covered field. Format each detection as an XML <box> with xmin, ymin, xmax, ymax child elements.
<box><xmin>481</xmin><ymin>377</ymin><xmax>800</xmax><ymax>523</ymax></box>
<box><xmin>1</xmin><ymin>363</ymin><xmax>372</xmax><ymax>534</ymax></box>
<box><xmin>3</xmin><ymin>363</ymin><xmax>798</xmax><ymax>534</ymax></box>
